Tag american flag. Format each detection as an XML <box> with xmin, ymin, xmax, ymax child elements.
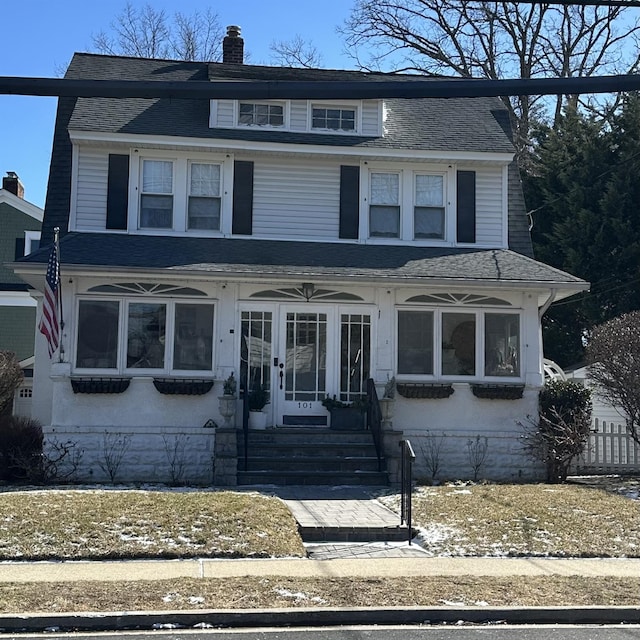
<box><xmin>38</xmin><ymin>243</ymin><xmax>60</xmax><ymax>358</ymax></box>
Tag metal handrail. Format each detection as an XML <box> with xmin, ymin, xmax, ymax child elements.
<box><xmin>366</xmin><ymin>378</ymin><xmax>384</xmax><ymax>471</ymax></box>
<box><xmin>400</xmin><ymin>438</ymin><xmax>415</xmax><ymax>545</ymax></box>
<box><xmin>242</xmin><ymin>386</ymin><xmax>249</xmax><ymax>471</ymax></box>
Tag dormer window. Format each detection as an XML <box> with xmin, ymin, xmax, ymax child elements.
<box><xmin>312</xmin><ymin>106</ymin><xmax>356</xmax><ymax>132</ymax></box>
<box><xmin>238</xmin><ymin>102</ymin><xmax>284</xmax><ymax>127</ymax></box>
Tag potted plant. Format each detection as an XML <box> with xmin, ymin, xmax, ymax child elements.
<box><xmin>248</xmin><ymin>382</ymin><xmax>270</xmax><ymax>429</ymax></box>
<box><xmin>322</xmin><ymin>394</ymin><xmax>368</xmax><ymax>431</ymax></box>
<box><xmin>218</xmin><ymin>373</ymin><xmax>237</xmax><ymax>428</ymax></box>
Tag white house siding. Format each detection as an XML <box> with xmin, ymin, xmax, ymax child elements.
<box><xmin>252</xmin><ymin>160</ymin><xmax>340</xmax><ymax>239</ymax></box>
<box><xmin>472</xmin><ymin>166</ymin><xmax>504</xmax><ymax>247</ymax></box>
<box><xmin>215</xmin><ymin>100</ymin><xmax>235</xmax><ymax>128</ymax></box>
<box><xmin>74</xmin><ymin>150</ymin><xmax>109</xmax><ymax>230</ymax></box>
<box><xmin>362</xmin><ymin>100</ymin><xmax>381</xmax><ymax>136</ymax></box>
<box><xmin>290</xmin><ymin>101</ymin><xmax>307</xmax><ymax>130</ymax></box>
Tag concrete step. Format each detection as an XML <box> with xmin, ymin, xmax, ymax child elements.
<box><xmin>299</xmin><ymin>524</ymin><xmax>411</xmax><ymax>543</ymax></box>
<box><xmin>243</xmin><ymin>456</ymin><xmax>383</xmax><ymax>473</ymax></box>
<box><xmin>239</xmin><ymin>427</ymin><xmax>375</xmax><ymax>445</ymax></box>
<box><xmin>236</xmin><ymin>470</ymin><xmax>389</xmax><ymax>486</ymax></box>
<box><xmin>238</xmin><ymin>443</ymin><xmax>378</xmax><ymax>458</ymax></box>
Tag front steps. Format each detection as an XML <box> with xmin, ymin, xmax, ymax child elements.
<box><xmin>236</xmin><ymin>427</ymin><xmax>389</xmax><ymax>487</ymax></box>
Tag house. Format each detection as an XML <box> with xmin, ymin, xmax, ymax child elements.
<box><xmin>13</xmin><ymin>27</ymin><xmax>588</xmax><ymax>485</ymax></box>
<box><xmin>0</xmin><ymin>172</ymin><xmax>42</xmax><ymax>416</ymax></box>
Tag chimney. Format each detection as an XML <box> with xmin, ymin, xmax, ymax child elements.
<box><xmin>222</xmin><ymin>25</ymin><xmax>244</xmax><ymax>64</ymax></box>
<box><xmin>2</xmin><ymin>172</ymin><xmax>24</xmax><ymax>199</ymax></box>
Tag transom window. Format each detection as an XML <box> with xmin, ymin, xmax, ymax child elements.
<box><xmin>397</xmin><ymin>309</ymin><xmax>520</xmax><ymax>379</ymax></box>
<box><xmin>75</xmin><ymin>298</ymin><xmax>215</xmax><ymax>374</ymax></box>
<box><xmin>140</xmin><ymin>159</ymin><xmax>173</xmax><ymax>229</ymax></box>
<box><xmin>312</xmin><ymin>107</ymin><xmax>355</xmax><ymax>131</ymax></box>
<box><xmin>188</xmin><ymin>163</ymin><xmax>221</xmax><ymax>230</ymax></box>
<box><xmin>239</xmin><ymin>103</ymin><xmax>284</xmax><ymax>127</ymax></box>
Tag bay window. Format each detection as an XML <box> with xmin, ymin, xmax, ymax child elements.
<box><xmin>140</xmin><ymin>159</ymin><xmax>173</xmax><ymax>229</ymax></box>
<box><xmin>397</xmin><ymin>307</ymin><xmax>521</xmax><ymax>380</ymax></box>
<box><xmin>75</xmin><ymin>297</ymin><xmax>215</xmax><ymax>374</ymax></box>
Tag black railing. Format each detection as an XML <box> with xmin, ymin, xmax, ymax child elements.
<box><xmin>242</xmin><ymin>386</ymin><xmax>249</xmax><ymax>471</ymax></box>
<box><xmin>400</xmin><ymin>438</ymin><xmax>415</xmax><ymax>545</ymax></box>
<box><xmin>366</xmin><ymin>378</ymin><xmax>384</xmax><ymax>472</ymax></box>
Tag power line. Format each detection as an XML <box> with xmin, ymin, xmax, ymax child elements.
<box><xmin>1</xmin><ymin>73</ymin><xmax>640</xmax><ymax>100</ymax></box>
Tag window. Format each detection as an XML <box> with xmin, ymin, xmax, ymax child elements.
<box><xmin>188</xmin><ymin>163</ymin><xmax>221</xmax><ymax>230</ymax></box>
<box><xmin>238</xmin><ymin>102</ymin><xmax>284</xmax><ymax>126</ymax></box>
<box><xmin>140</xmin><ymin>160</ymin><xmax>173</xmax><ymax>228</ymax></box>
<box><xmin>76</xmin><ymin>300</ymin><xmax>120</xmax><ymax>369</ymax></box>
<box><xmin>397</xmin><ymin>307</ymin><xmax>521</xmax><ymax>380</ymax></box>
<box><xmin>415</xmin><ymin>174</ymin><xmax>445</xmax><ymax>239</ymax></box>
<box><xmin>75</xmin><ymin>297</ymin><xmax>215</xmax><ymax>374</ymax></box>
<box><xmin>370</xmin><ymin>172</ymin><xmax>400</xmax><ymax>237</ymax></box>
<box><xmin>340</xmin><ymin>314</ymin><xmax>371</xmax><ymax>400</ymax></box>
<box><xmin>24</xmin><ymin>231</ymin><xmax>41</xmax><ymax>255</ymax></box>
<box><xmin>312</xmin><ymin>107</ymin><xmax>355</xmax><ymax>131</ymax></box>
<box><xmin>398</xmin><ymin>311</ymin><xmax>433</xmax><ymax>375</ymax></box>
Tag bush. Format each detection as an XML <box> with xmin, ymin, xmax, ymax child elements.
<box><xmin>0</xmin><ymin>352</ymin><xmax>23</xmax><ymax>416</ymax></box>
<box><xmin>0</xmin><ymin>415</ymin><xmax>44</xmax><ymax>482</ymax></box>
<box><xmin>524</xmin><ymin>380</ymin><xmax>592</xmax><ymax>483</ymax></box>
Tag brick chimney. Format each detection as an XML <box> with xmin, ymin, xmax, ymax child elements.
<box><xmin>222</xmin><ymin>25</ymin><xmax>244</xmax><ymax>64</ymax></box>
<box><xmin>2</xmin><ymin>172</ymin><xmax>24</xmax><ymax>199</ymax></box>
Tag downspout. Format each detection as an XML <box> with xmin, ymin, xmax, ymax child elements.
<box><xmin>538</xmin><ymin>288</ymin><xmax>557</xmax><ymax>320</ymax></box>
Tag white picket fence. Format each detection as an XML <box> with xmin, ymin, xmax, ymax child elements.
<box><xmin>574</xmin><ymin>418</ymin><xmax>640</xmax><ymax>473</ymax></box>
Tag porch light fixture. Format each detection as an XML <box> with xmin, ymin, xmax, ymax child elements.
<box><xmin>302</xmin><ymin>282</ymin><xmax>315</xmax><ymax>301</ymax></box>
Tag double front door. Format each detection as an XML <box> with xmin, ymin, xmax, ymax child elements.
<box><xmin>240</xmin><ymin>305</ymin><xmax>371</xmax><ymax>426</ymax></box>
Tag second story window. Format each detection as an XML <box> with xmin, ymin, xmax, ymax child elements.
<box><xmin>312</xmin><ymin>107</ymin><xmax>355</xmax><ymax>131</ymax></box>
<box><xmin>369</xmin><ymin>172</ymin><xmax>400</xmax><ymax>238</ymax></box>
<box><xmin>140</xmin><ymin>159</ymin><xmax>173</xmax><ymax>229</ymax></box>
<box><xmin>415</xmin><ymin>174</ymin><xmax>445</xmax><ymax>239</ymax></box>
<box><xmin>188</xmin><ymin>163</ymin><xmax>221</xmax><ymax>230</ymax></box>
<box><xmin>239</xmin><ymin>103</ymin><xmax>284</xmax><ymax>127</ymax></box>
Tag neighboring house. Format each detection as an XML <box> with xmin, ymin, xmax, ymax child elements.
<box><xmin>0</xmin><ymin>172</ymin><xmax>42</xmax><ymax>417</ymax></box>
<box><xmin>14</xmin><ymin>27</ymin><xmax>588</xmax><ymax>484</ymax></box>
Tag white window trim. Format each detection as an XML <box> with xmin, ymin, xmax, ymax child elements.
<box><xmin>139</xmin><ymin>158</ymin><xmax>176</xmax><ymax>231</ymax></box>
<box><xmin>187</xmin><ymin>160</ymin><xmax>223</xmax><ymax>232</ymax></box>
<box><xmin>395</xmin><ymin>306</ymin><xmax>523</xmax><ymax>383</ymax></box>
<box><xmin>129</xmin><ymin>149</ymin><xmax>231</xmax><ymax>237</ymax></box>
<box><xmin>362</xmin><ymin>162</ymin><xmax>455</xmax><ymax>245</ymax></box>
<box><xmin>24</xmin><ymin>230</ymin><xmax>41</xmax><ymax>255</ymax></box>
<box><xmin>236</xmin><ymin>100</ymin><xmax>289</xmax><ymax>130</ymax></box>
<box><xmin>308</xmin><ymin>101</ymin><xmax>362</xmax><ymax>135</ymax></box>
<box><xmin>73</xmin><ymin>296</ymin><xmax>217</xmax><ymax>377</ymax></box>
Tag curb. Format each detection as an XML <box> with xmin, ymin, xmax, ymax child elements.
<box><xmin>2</xmin><ymin>606</ymin><xmax>640</xmax><ymax>632</ymax></box>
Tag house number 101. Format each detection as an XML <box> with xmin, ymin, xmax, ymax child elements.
<box><xmin>297</xmin><ymin>402</ymin><xmax>313</xmax><ymax>409</ymax></box>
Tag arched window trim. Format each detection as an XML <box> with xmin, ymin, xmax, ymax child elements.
<box><xmin>405</xmin><ymin>293</ymin><xmax>512</xmax><ymax>307</ymax></box>
<box><xmin>87</xmin><ymin>283</ymin><xmax>207</xmax><ymax>297</ymax></box>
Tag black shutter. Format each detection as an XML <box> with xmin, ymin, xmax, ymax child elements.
<box><xmin>339</xmin><ymin>166</ymin><xmax>360</xmax><ymax>239</ymax></box>
<box><xmin>232</xmin><ymin>160</ymin><xmax>254</xmax><ymax>235</ymax></box>
<box><xmin>106</xmin><ymin>154</ymin><xmax>130</xmax><ymax>230</ymax></box>
<box><xmin>456</xmin><ymin>170</ymin><xmax>476</xmax><ymax>244</ymax></box>
<box><xmin>14</xmin><ymin>238</ymin><xmax>25</xmax><ymax>259</ymax></box>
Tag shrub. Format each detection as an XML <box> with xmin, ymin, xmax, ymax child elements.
<box><xmin>0</xmin><ymin>352</ymin><xmax>23</xmax><ymax>416</ymax></box>
<box><xmin>0</xmin><ymin>415</ymin><xmax>44</xmax><ymax>482</ymax></box>
<box><xmin>524</xmin><ymin>380</ymin><xmax>592</xmax><ymax>483</ymax></box>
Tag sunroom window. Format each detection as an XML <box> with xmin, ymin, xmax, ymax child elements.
<box><xmin>442</xmin><ymin>312</ymin><xmax>476</xmax><ymax>376</ymax></box>
<box><xmin>76</xmin><ymin>300</ymin><xmax>120</xmax><ymax>369</ymax></box>
<box><xmin>127</xmin><ymin>302</ymin><xmax>166</xmax><ymax>369</ymax></box>
<box><xmin>370</xmin><ymin>172</ymin><xmax>400</xmax><ymax>238</ymax></box>
<box><xmin>188</xmin><ymin>163</ymin><xmax>221</xmax><ymax>230</ymax></box>
<box><xmin>397</xmin><ymin>311</ymin><xmax>434</xmax><ymax>375</ymax></box>
<box><xmin>485</xmin><ymin>313</ymin><xmax>520</xmax><ymax>377</ymax></box>
<box><xmin>140</xmin><ymin>160</ymin><xmax>173</xmax><ymax>229</ymax></box>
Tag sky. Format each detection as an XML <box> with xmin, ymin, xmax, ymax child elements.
<box><xmin>0</xmin><ymin>0</ymin><xmax>355</xmax><ymax>209</ymax></box>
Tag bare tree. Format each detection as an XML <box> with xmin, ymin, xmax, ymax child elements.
<box><xmin>341</xmin><ymin>1</ymin><xmax>640</xmax><ymax>158</ymax></box>
<box><xmin>270</xmin><ymin>35</ymin><xmax>323</xmax><ymax>68</ymax></box>
<box><xmin>0</xmin><ymin>351</ymin><xmax>23</xmax><ymax>416</ymax></box>
<box><xmin>92</xmin><ymin>2</ymin><xmax>223</xmax><ymax>61</ymax></box>
<box><xmin>587</xmin><ymin>310</ymin><xmax>640</xmax><ymax>446</ymax></box>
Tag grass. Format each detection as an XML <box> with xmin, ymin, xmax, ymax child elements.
<box><xmin>1</xmin><ymin>481</ymin><xmax>640</xmax><ymax>614</ymax></box>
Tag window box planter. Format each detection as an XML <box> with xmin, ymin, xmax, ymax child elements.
<box><xmin>70</xmin><ymin>377</ymin><xmax>131</xmax><ymax>394</ymax></box>
<box><xmin>471</xmin><ymin>384</ymin><xmax>525</xmax><ymax>400</ymax></box>
<box><xmin>396</xmin><ymin>383</ymin><xmax>454</xmax><ymax>399</ymax></box>
<box><xmin>153</xmin><ymin>378</ymin><xmax>214</xmax><ymax>395</ymax></box>
<box><xmin>329</xmin><ymin>406</ymin><xmax>365</xmax><ymax>431</ymax></box>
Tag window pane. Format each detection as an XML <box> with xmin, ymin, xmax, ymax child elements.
<box><xmin>76</xmin><ymin>300</ymin><xmax>119</xmax><ymax>369</ymax></box>
<box><xmin>173</xmin><ymin>304</ymin><xmax>214</xmax><ymax>370</ymax></box>
<box><xmin>370</xmin><ymin>205</ymin><xmax>400</xmax><ymax>237</ymax></box>
<box><xmin>127</xmin><ymin>303</ymin><xmax>166</xmax><ymax>369</ymax></box>
<box><xmin>398</xmin><ymin>311</ymin><xmax>433</xmax><ymax>374</ymax></box>
<box><xmin>142</xmin><ymin>160</ymin><xmax>172</xmax><ymax>194</ymax></box>
<box><xmin>371</xmin><ymin>173</ymin><xmax>399</xmax><ymax>205</ymax></box>
<box><xmin>415</xmin><ymin>174</ymin><xmax>443</xmax><ymax>206</ymax></box>
<box><xmin>442</xmin><ymin>313</ymin><xmax>476</xmax><ymax>376</ymax></box>
<box><xmin>190</xmin><ymin>164</ymin><xmax>220</xmax><ymax>197</ymax></box>
<box><xmin>415</xmin><ymin>207</ymin><xmax>445</xmax><ymax>239</ymax></box>
<box><xmin>485</xmin><ymin>313</ymin><xmax>520</xmax><ymax>377</ymax></box>
<box><xmin>140</xmin><ymin>194</ymin><xmax>173</xmax><ymax>228</ymax></box>
<box><xmin>188</xmin><ymin>197</ymin><xmax>221</xmax><ymax>230</ymax></box>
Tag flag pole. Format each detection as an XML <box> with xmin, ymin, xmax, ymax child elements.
<box><xmin>54</xmin><ymin>227</ymin><xmax>64</xmax><ymax>362</ymax></box>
